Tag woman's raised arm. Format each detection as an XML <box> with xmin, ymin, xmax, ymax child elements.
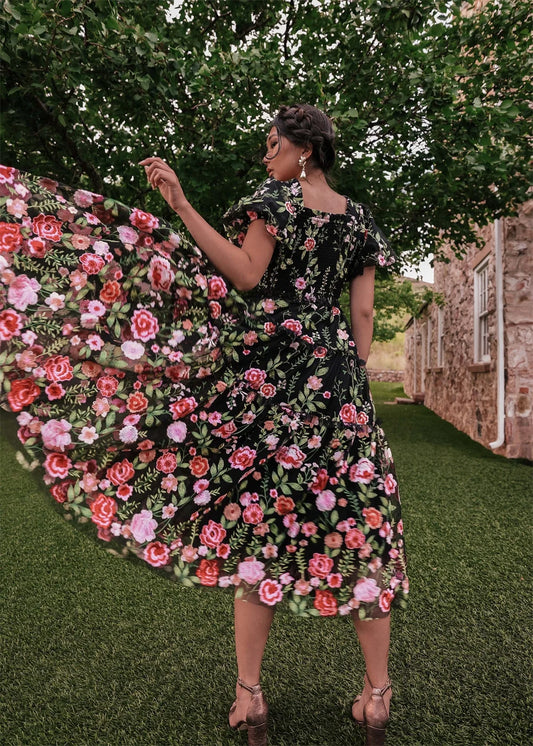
<box><xmin>139</xmin><ymin>157</ymin><xmax>275</xmax><ymax>292</ymax></box>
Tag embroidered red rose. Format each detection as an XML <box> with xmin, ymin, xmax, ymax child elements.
<box><xmin>7</xmin><ymin>378</ymin><xmax>41</xmax><ymax>411</ymax></box>
<box><xmin>106</xmin><ymin>458</ymin><xmax>135</xmax><ymax>485</ymax></box>
<box><xmin>80</xmin><ymin>253</ymin><xmax>105</xmax><ymax>275</ymax></box>
<box><xmin>244</xmin><ymin>368</ymin><xmax>266</xmax><ymax>389</ymax></box>
<box><xmin>209</xmin><ymin>300</ymin><xmax>221</xmax><ymax>319</ymax></box>
<box><xmin>96</xmin><ymin>375</ymin><xmax>118</xmax><ymax>397</ymax></box>
<box><xmin>200</xmin><ymin>519</ymin><xmax>227</xmax><ymax>548</ymax></box>
<box><xmin>345</xmin><ymin>528</ymin><xmax>366</xmax><ymax>549</ymax></box>
<box><xmin>130</xmin><ymin>308</ymin><xmax>159</xmax><ymax>342</ymax></box>
<box><xmin>89</xmin><ymin>493</ymin><xmax>118</xmax><ymax>528</ymax></box>
<box><xmin>212</xmin><ymin>421</ymin><xmax>236</xmax><ymax>439</ymax></box>
<box><xmin>258</xmin><ymin>578</ymin><xmax>283</xmax><ymax>605</ymax></box>
<box><xmin>281</xmin><ymin>318</ymin><xmax>302</xmax><ymax>335</ymax></box>
<box><xmin>310</xmin><ymin>468</ymin><xmax>329</xmax><ymax>494</ymax></box>
<box><xmin>308</xmin><ymin>553</ymin><xmax>334</xmax><ymax>579</ymax></box>
<box><xmin>207</xmin><ymin>275</ymin><xmax>228</xmax><ymax>299</ymax></box>
<box><xmin>156</xmin><ymin>452</ymin><xmax>177</xmax><ymax>474</ymax></box>
<box><xmin>26</xmin><ymin>237</ymin><xmax>48</xmax><ymax>258</ymax></box>
<box><xmin>44</xmin><ymin>355</ymin><xmax>74</xmax><ymax>383</ymax></box>
<box><xmin>304</xmin><ymin>237</ymin><xmax>316</xmax><ymax>251</ymax></box>
<box><xmin>349</xmin><ymin>458</ymin><xmax>375</xmax><ymax>484</ymax></box>
<box><xmin>0</xmin><ymin>309</ymin><xmax>22</xmax><ymax>341</ymax></box>
<box><xmin>195</xmin><ymin>559</ymin><xmax>220</xmax><ymax>586</ymax></box>
<box><xmin>363</xmin><ymin>507</ymin><xmax>383</xmax><ymax>529</ymax></box>
<box><xmin>242</xmin><ymin>503</ymin><xmax>264</xmax><ymax>524</ymax></box>
<box><xmin>340</xmin><ymin>403</ymin><xmax>358</xmax><ymax>425</ymax></box>
<box><xmin>126</xmin><ymin>391</ymin><xmax>148</xmax><ymax>413</ymax></box>
<box><xmin>383</xmin><ymin>473</ymin><xmax>397</xmax><ymax>495</ymax></box>
<box><xmin>0</xmin><ymin>165</ymin><xmax>17</xmax><ymax>183</ymax></box>
<box><xmin>170</xmin><ymin>396</ymin><xmax>197</xmax><ymax>419</ymax></box>
<box><xmin>229</xmin><ymin>446</ymin><xmax>256</xmax><ymax>471</ymax></box>
<box><xmin>379</xmin><ymin>589</ymin><xmax>394</xmax><ymax>613</ymax></box>
<box><xmin>148</xmin><ymin>256</ymin><xmax>173</xmax><ymax>291</ymax></box>
<box><xmin>313</xmin><ymin>589</ymin><xmax>338</xmax><ymax>616</ymax></box>
<box><xmin>143</xmin><ymin>541</ymin><xmax>171</xmax><ymax>567</ymax></box>
<box><xmin>0</xmin><ymin>222</ymin><xmax>23</xmax><ymax>252</ymax></box>
<box><xmin>50</xmin><ymin>481</ymin><xmax>71</xmax><ymax>504</ymax></box>
<box><xmin>99</xmin><ymin>280</ymin><xmax>122</xmax><ymax>304</ymax></box>
<box><xmin>275</xmin><ymin>444</ymin><xmax>305</xmax><ymax>469</ymax></box>
<box><xmin>260</xmin><ymin>383</ymin><xmax>276</xmax><ymax>398</ymax></box>
<box><xmin>190</xmin><ymin>455</ymin><xmax>209</xmax><ymax>477</ymax></box>
<box><xmin>274</xmin><ymin>496</ymin><xmax>295</xmax><ymax>515</ymax></box>
<box><xmin>32</xmin><ymin>214</ymin><xmax>63</xmax><ymax>242</ymax></box>
<box><xmin>44</xmin><ymin>452</ymin><xmax>72</xmax><ymax>479</ymax></box>
<box><xmin>130</xmin><ymin>208</ymin><xmax>159</xmax><ymax>233</ymax></box>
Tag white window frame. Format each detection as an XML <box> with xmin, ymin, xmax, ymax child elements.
<box><xmin>437</xmin><ymin>306</ymin><xmax>444</xmax><ymax>367</ymax></box>
<box><xmin>474</xmin><ymin>259</ymin><xmax>490</xmax><ymax>363</ymax></box>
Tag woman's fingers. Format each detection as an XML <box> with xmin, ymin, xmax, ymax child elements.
<box><xmin>138</xmin><ymin>158</ymin><xmax>177</xmax><ymax>189</ymax></box>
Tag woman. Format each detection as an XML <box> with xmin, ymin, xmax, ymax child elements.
<box><xmin>0</xmin><ymin>104</ymin><xmax>407</xmax><ymax>746</ymax></box>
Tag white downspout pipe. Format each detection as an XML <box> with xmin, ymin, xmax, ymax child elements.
<box><xmin>489</xmin><ymin>218</ymin><xmax>505</xmax><ymax>450</ymax></box>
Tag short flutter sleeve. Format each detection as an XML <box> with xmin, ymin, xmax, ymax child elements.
<box><xmin>222</xmin><ymin>178</ymin><xmax>293</xmax><ymax>247</ymax></box>
<box><xmin>347</xmin><ymin>203</ymin><xmax>397</xmax><ymax>280</ymax></box>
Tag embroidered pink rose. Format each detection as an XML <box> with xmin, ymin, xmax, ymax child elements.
<box><xmin>148</xmin><ymin>255</ymin><xmax>174</xmax><ymax>291</ymax></box>
<box><xmin>349</xmin><ymin>458</ymin><xmax>375</xmax><ymax>484</ymax></box>
<box><xmin>353</xmin><ymin>577</ymin><xmax>381</xmax><ymax>602</ymax></box>
<box><xmin>7</xmin><ymin>274</ymin><xmax>41</xmax><ymax>311</ymax></box>
<box><xmin>130</xmin><ymin>509</ymin><xmax>158</xmax><ymax>543</ymax></box>
<box><xmin>41</xmin><ymin>418</ymin><xmax>72</xmax><ymax>451</ymax></box>
<box><xmin>130</xmin><ymin>308</ymin><xmax>159</xmax><ymax>342</ymax></box>
<box><xmin>316</xmin><ymin>490</ymin><xmax>336</xmax><ymax>511</ymax></box>
<box><xmin>237</xmin><ymin>557</ymin><xmax>266</xmax><ymax>584</ymax></box>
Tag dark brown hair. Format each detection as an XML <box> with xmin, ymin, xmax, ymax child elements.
<box><xmin>269</xmin><ymin>104</ymin><xmax>336</xmax><ymax>173</ymax></box>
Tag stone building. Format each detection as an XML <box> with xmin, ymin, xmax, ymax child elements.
<box><xmin>404</xmin><ymin>201</ymin><xmax>533</xmax><ymax>460</ymax></box>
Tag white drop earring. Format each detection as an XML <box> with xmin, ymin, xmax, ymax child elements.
<box><xmin>298</xmin><ymin>154</ymin><xmax>307</xmax><ymax>180</ymax></box>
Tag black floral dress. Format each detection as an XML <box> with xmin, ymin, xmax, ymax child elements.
<box><xmin>0</xmin><ymin>167</ymin><xmax>408</xmax><ymax>619</ymax></box>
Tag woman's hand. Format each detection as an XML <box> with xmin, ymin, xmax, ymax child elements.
<box><xmin>138</xmin><ymin>157</ymin><xmax>188</xmax><ymax>213</ymax></box>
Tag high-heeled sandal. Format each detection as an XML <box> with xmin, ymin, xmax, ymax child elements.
<box><xmin>352</xmin><ymin>672</ymin><xmax>392</xmax><ymax>746</ymax></box>
<box><xmin>228</xmin><ymin>677</ymin><xmax>268</xmax><ymax>746</ymax></box>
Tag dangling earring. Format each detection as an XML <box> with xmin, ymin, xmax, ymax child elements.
<box><xmin>298</xmin><ymin>154</ymin><xmax>307</xmax><ymax>180</ymax></box>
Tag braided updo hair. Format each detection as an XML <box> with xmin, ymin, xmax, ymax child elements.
<box><xmin>269</xmin><ymin>104</ymin><xmax>336</xmax><ymax>173</ymax></box>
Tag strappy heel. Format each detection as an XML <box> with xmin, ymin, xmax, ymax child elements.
<box><xmin>229</xmin><ymin>677</ymin><xmax>268</xmax><ymax>746</ymax></box>
<box><xmin>352</xmin><ymin>673</ymin><xmax>392</xmax><ymax>746</ymax></box>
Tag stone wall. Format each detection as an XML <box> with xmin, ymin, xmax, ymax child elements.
<box><xmin>404</xmin><ymin>201</ymin><xmax>533</xmax><ymax>460</ymax></box>
<box><xmin>367</xmin><ymin>369</ymin><xmax>404</xmax><ymax>383</ymax></box>
<box><xmin>502</xmin><ymin>201</ymin><xmax>533</xmax><ymax>459</ymax></box>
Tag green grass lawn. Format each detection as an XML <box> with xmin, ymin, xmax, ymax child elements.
<box><xmin>1</xmin><ymin>383</ymin><xmax>531</xmax><ymax>746</ymax></box>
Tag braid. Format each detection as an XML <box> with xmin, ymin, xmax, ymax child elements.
<box><xmin>271</xmin><ymin>104</ymin><xmax>336</xmax><ymax>173</ymax></box>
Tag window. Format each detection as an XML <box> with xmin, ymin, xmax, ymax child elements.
<box><xmin>437</xmin><ymin>306</ymin><xmax>444</xmax><ymax>367</ymax></box>
<box><xmin>474</xmin><ymin>259</ymin><xmax>490</xmax><ymax>362</ymax></box>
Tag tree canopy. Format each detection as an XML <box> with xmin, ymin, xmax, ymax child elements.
<box><xmin>1</xmin><ymin>0</ymin><xmax>531</xmax><ymax>337</ymax></box>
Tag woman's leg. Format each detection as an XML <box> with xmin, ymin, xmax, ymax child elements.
<box><xmin>229</xmin><ymin>591</ymin><xmax>275</xmax><ymax>726</ymax></box>
<box><xmin>351</xmin><ymin>614</ymin><xmax>392</xmax><ymax>721</ymax></box>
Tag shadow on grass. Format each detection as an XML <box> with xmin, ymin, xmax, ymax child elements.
<box><xmin>0</xmin><ymin>385</ymin><xmax>531</xmax><ymax>745</ymax></box>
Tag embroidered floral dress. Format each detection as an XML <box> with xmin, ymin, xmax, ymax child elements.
<box><xmin>0</xmin><ymin>166</ymin><xmax>408</xmax><ymax>619</ymax></box>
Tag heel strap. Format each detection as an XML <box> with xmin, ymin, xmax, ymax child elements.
<box><xmin>365</xmin><ymin>673</ymin><xmax>392</xmax><ymax>697</ymax></box>
<box><xmin>237</xmin><ymin>677</ymin><xmax>262</xmax><ymax>695</ymax></box>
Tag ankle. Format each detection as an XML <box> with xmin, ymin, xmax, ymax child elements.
<box><xmin>365</xmin><ymin>672</ymin><xmax>391</xmax><ymax>690</ymax></box>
